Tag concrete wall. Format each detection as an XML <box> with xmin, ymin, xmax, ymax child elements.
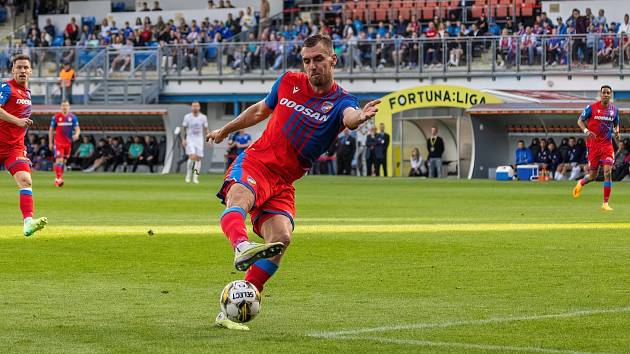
<box><xmin>470</xmin><ymin>116</ymin><xmax>511</xmax><ymax>179</ymax></box>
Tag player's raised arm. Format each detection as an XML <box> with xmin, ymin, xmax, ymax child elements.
<box><xmin>206</xmin><ymin>100</ymin><xmax>272</xmax><ymax>144</ymax></box>
<box><xmin>0</xmin><ymin>107</ymin><xmax>32</xmax><ymax>128</ymax></box>
<box><xmin>342</xmin><ymin>99</ymin><xmax>381</xmax><ymax>130</ymax></box>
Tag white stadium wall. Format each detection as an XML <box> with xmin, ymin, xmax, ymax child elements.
<box><xmin>542</xmin><ymin>0</ymin><xmax>629</xmax><ymax>25</ymax></box>
<box><xmin>62</xmin><ymin>0</ymin><xmax>281</xmax><ymax>24</ymax></box>
<box><xmin>39</xmin><ymin>7</ymin><xmax>247</xmax><ymax>32</ymax></box>
<box><xmin>161</xmin><ymin>75</ymin><xmax>630</xmax><ymax>96</ymax></box>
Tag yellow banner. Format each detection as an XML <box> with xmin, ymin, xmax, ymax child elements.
<box><xmin>374</xmin><ymin>85</ymin><xmax>502</xmax><ymax>176</ymax></box>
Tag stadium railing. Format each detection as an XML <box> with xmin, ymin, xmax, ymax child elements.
<box><xmin>10</xmin><ymin>32</ymin><xmax>630</xmax><ymax>103</ymax></box>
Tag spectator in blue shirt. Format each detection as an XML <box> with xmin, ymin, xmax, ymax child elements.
<box><xmin>515</xmin><ymin>140</ymin><xmax>533</xmax><ymax>166</ymax></box>
<box><xmin>556</xmin><ymin>17</ymin><xmax>567</xmax><ymax>35</ymax></box>
<box><xmin>234</xmin><ymin>129</ymin><xmax>252</xmax><ymax>155</ymax></box>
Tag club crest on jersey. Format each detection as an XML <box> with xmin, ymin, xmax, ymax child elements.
<box><xmin>279</xmin><ymin>97</ymin><xmax>329</xmax><ymax>122</ymax></box>
<box><xmin>321</xmin><ymin>101</ymin><xmax>334</xmax><ymax>113</ymax></box>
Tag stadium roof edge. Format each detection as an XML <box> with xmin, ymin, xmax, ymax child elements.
<box><xmin>468</xmin><ymin>102</ymin><xmax>630</xmax><ymax>115</ymax></box>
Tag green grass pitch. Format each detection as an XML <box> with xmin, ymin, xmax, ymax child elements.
<box><xmin>0</xmin><ymin>173</ymin><xmax>628</xmax><ymax>353</ymax></box>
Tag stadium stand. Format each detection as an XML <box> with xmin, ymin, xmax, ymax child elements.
<box><xmin>4</xmin><ymin>0</ymin><xmax>630</xmax><ymax>177</ymax></box>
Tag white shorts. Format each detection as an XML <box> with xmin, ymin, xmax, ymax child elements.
<box><xmin>185</xmin><ymin>141</ymin><xmax>204</xmax><ymax>157</ymax></box>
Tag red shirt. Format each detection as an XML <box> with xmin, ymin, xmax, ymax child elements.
<box><xmin>579</xmin><ymin>101</ymin><xmax>619</xmax><ymax>148</ymax></box>
<box><xmin>0</xmin><ymin>79</ymin><xmax>32</xmax><ymax>148</ymax></box>
<box><xmin>51</xmin><ymin>112</ymin><xmax>79</xmax><ymax>146</ymax></box>
<box><xmin>253</xmin><ymin>72</ymin><xmax>359</xmax><ymax>183</ymax></box>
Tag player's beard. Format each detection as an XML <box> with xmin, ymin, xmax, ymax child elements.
<box><xmin>308</xmin><ymin>71</ymin><xmax>332</xmax><ymax>90</ymax></box>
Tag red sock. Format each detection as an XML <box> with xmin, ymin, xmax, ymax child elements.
<box><xmin>220</xmin><ymin>207</ymin><xmax>249</xmax><ymax>248</ymax></box>
<box><xmin>245</xmin><ymin>259</ymin><xmax>278</xmax><ymax>293</ymax></box>
<box><xmin>604</xmin><ymin>181</ymin><xmax>612</xmax><ymax>203</ymax></box>
<box><xmin>19</xmin><ymin>188</ymin><xmax>34</xmax><ymax>219</ymax></box>
<box><xmin>55</xmin><ymin>163</ymin><xmax>63</xmax><ymax>179</ymax></box>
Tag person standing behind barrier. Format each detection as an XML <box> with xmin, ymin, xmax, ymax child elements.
<box><xmin>366</xmin><ymin>125</ymin><xmax>377</xmax><ymax>176</ymax></box>
<box><xmin>355</xmin><ymin>123</ymin><xmax>367</xmax><ymax>176</ymax></box>
<box><xmin>427</xmin><ymin>126</ymin><xmax>445</xmax><ymax>178</ymax></box>
<box><xmin>376</xmin><ymin>123</ymin><xmax>390</xmax><ymax>176</ymax></box>
<box><xmin>336</xmin><ymin>128</ymin><xmax>355</xmax><ymax>175</ymax></box>
<box><xmin>58</xmin><ymin>62</ymin><xmax>75</xmax><ymax>104</ymax></box>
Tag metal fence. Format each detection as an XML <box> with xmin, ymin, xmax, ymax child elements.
<box><xmin>7</xmin><ymin>33</ymin><xmax>630</xmax><ymax>85</ymax></box>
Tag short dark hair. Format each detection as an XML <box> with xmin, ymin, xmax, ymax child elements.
<box><xmin>601</xmin><ymin>85</ymin><xmax>613</xmax><ymax>92</ymax></box>
<box><xmin>518</xmin><ymin>140</ymin><xmax>525</xmax><ymax>144</ymax></box>
<box><xmin>12</xmin><ymin>54</ymin><xmax>31</xmax><ymax>65</ymax></box>
<box><xmin>303</xmin><ymin>33</ymin><xmax>333</xmax><ymax>50</ymax></box>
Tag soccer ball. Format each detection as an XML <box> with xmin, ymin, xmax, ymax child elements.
<box><xmin>220</xmin><ymin>280</ymin><xmax>261</xmax><ymax>323</ymax></box>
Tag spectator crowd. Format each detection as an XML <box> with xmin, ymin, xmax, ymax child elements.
<box><xmin>8</xmin><ymin>0</ymin><xmax>630</xmax><ymax>77</ymax></box>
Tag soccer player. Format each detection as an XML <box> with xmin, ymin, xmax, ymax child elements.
<box><xmin>181</xmin><ymin>101</ymin><xmax>209</xmax><ymax>184</ymax></box>
<box><xmin>0</xmin><ymin>55</ymin><xmax>48</xmax><ymax>236</ymax></box>
<box><xmin>573</xmin><ymin>85</ymin><xmax>620</xmax><ymax>211</ymax></box>
<box><xmin>207</xmin><ymin>33</ymin><xmax>380</xmax><ymax>330</ymax></box>
<box><xmin>48</xmin><ymin>100</ymin><xmax>80</xmax><ymax>187</ymax></box>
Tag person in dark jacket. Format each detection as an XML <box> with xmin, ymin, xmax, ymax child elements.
<box><xmin>529</xmin><ymin>137</ymin><xmax>540</xmax><ymax>158</ymax></box>
<box><xmin>336</xmin><ymin>128</ymin><xmax>356</xmax><ymax>175</ymax></box>
<box><xmin>427</xmin><ymin>126</ymin><xmax>445</xmax><ymax>178</ymax></box>
<box><xmin>548</xmin><ymin>142</ymin><xmax>562</xmax><ymax>176</ymax></box>
<box><xmin>535</xmin><ymin>138</ymin><xmax>550</xmax><ymax>169</ymax></box>
<box><xmin>365</xmin><ymin>126</ymin><xmax>378</xmax><ymax>176</ymax></box>
<box><xmin>375</xmin><ymin>123</ymin><xmax>390</xmax><ymax>176</ymax></box>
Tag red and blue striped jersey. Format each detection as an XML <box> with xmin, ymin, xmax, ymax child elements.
<box><xmin>579</xmin><ymin>101</ymin><xmax>619</xmax><ymax>148</ymax></box>
<box><xmin>51</xmin><ymin>112</ymin><xmax>79</xmax><ymax>146</ymax></box>
<box><xmin>0</xmin><ymin>79</ymin><xmax>32</xmax><ymax>148</ymax></box>
<box><xmin>248</xmin><ymin>72</ymin><xmax>359</xmax><ymax>182</ymax></box>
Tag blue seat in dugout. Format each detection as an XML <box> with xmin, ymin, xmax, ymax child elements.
<box><xmin>0</xmin><ymin>7</ymin><xmax>7</xmax><ymax>23</ymax></box>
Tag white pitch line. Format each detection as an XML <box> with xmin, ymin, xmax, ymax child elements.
<box><xmin>334</xmin><ymin>336</ymin><xmax>609</xmax><ymax>354</ymax></box>
<box><xmin>309</xmin><ymin>307</ymin><xmax>630</xmax><ymax>338</ymax></box>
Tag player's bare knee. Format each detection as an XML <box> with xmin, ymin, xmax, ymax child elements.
<box><xmin>226</xmin><ymin>185</ymin><xmax>254</xmax><ymax>210</ymax></box>
<box><xmin>16</xmin><ymin>175</ymin><xmax>32</xmax><ymax>188</ymax></box>
<box><xmin>270</xmin><ymin>231</ymin><xmax>291</xmax><ymax>248</ymax></box>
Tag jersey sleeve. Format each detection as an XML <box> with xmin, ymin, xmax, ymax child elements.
<box><xmin>72</xmin><ymin>114</ymin><xmax>79</xmax><ymax>128</ymax></box>
<box><xmin>182</xmin><ymin>115</ymin><xmax>189</xmax><ymax>127</ymax></box>
<box><xmin>264</xmin><ymin>72</ymin><xmax>287</xmax><ymax>110</ymax></box>
<box><xmin>579</xmin><ymin>105</ymin><xmax>592</xmax><ymax>121</ymax></box>
<box><xmin>338</xmin><ymin>94</ymin><xmax>361</xmax><ymax>126</ymax></box>
<box><xmin>50</xmin><ymin>115</ymin><xmax>57</xmax><ymax>128</ymax></box>
<box><xmin>0</xmin><ymin>81</ymin><xmax>12</xmax><ymax>106</ymax></box>
<box><xmin>203</xmin><ymin>115</ymin><xmax>208</xmax><ymax>127</ymax></box>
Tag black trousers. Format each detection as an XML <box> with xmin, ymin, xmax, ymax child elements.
<box><xmin>337</xmin><ymin>154</ymin><xmax>352</xmax><ymax>175</ymax></box>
